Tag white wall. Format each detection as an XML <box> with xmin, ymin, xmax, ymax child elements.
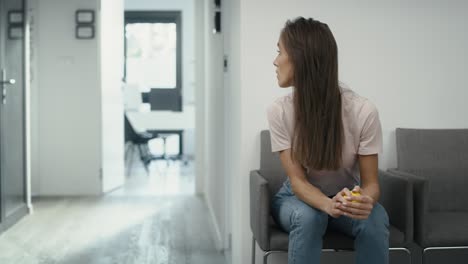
<box><xmin>28</xmin><ymin>0</ymin><xmax>43</xmax><ymax>196</ymax></box>
<box><xmin>224</xmin><ymin>0</ymin><xmax>241</xmax><ymax>262</ymax></box>
<box><xmin>25</xmin><ymin>0</ymin><xmax>35</xmax><ymax>209</ymax></box>
<box><xmin>124</xmin><ymin>0</ymin><xmax>196</xmax><ymax>158</ymax></box>
<box><xmin>31</xmin><ymin>0</ymin><xmax>125</xmax><ymax>195</ymax></box>
<box><xmin>28</xmin><ymin>0</ymin><xmax>41</xmax><ymax>195</ymax></box>
<box><xmin>34</xmin><ymin>0</ymin><xmax>102</xmax><ymax>195</ymax></box>
<box><xmin>228</xmin><ymin>0</ymin><xmax>468</xmax><ymax>263</ymax></box>
<box><xmin>194</xmin><ymin>0</ymin><xmax>205</xmax><ymax>196</ymax></box>
<box><xmin>202</xmin><ymin>0</ymin><xmax>226</xmax><ymax>252</ymax></box>
<box><xmin>100</xmin><ymin>0</ymin><xmax>125</xmax><ymax>192</ymax></box>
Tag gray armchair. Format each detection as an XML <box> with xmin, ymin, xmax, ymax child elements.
<box><xmin>388</xmin><ymin>128</ymin><xmax>468</xmax><ymax>263</ymax></box>
<box><xmin>250</xmin><ymin>130</ymin><xmax>413</xmax><ymax>264</ymax></box>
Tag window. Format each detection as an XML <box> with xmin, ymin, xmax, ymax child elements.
<box><xmin>125</xmin><ymin>11</ymin><xmax>182</xmax><ymax>111</ymax></box>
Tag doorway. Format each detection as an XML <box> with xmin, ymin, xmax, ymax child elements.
<box><xmin>121</xmin><ymin>8</ymin><xmax>195</xmax><ymax>195</ymax></box>
<box><xmin>0</xmin><ymin>0</ymin><xmax>27</xmax><ymax>233</ymax></box>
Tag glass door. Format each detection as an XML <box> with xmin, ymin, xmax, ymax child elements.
<box><xmin>0</xmin><ymin>0</ymin><xmax>27</xmax><ymax>233</ymax></box>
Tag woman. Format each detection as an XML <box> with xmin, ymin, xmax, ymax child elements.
<box><xmin>267</xmin><ymin>17</ymin><xmax>389</xmax><ymax>264</ymax></box>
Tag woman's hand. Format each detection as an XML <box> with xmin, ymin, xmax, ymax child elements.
<box><xmin>326</xmin><ymin>195</ymin><xmax>344</xmax><ymax>218</ymax></box>
<box><xmin>334</xmin><ymin>186</ymin><xmax>374</xmax><ymax>220</ymax></box>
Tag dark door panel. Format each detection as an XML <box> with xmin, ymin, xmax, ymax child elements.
<box><xmin>0</xmin><ymin>0</ymin><xmax>27</xmax><ymax>233</ymax></box>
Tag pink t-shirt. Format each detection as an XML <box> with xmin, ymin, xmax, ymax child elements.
<box><xmin>266</xmin><ymin>85</ymin><xmax>383</xmax><ymax>196</ymax></box>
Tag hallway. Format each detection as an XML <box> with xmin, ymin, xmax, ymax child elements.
<box><xmin>0</xmin><ymin>160</ymin><xmax>224</xmax><ymax>264</ymax></box>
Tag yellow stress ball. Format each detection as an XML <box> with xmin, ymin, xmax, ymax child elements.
<box><xmin>343</xmin><ymin>190</ymin><xmax>361</xmax><ymax>203</ymax></box>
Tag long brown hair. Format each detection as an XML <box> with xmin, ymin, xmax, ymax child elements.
<box><xmin>281</xmin><ymin>17</ymin><xmax>343</xmax><ymax>170</ymax></box>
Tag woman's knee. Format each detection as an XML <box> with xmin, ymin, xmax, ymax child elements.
<box><xmin>355</xmin><ymin>203</ymin><xmax>389</xmax><ymax>238</ymax></box>
<box><xmin>372</xmin><ymin>203</ymin><xmax>390</xmax><ymax>227</ymax></box>
<box><xmin>290</xmin><ymin>205</ymin><xmax>328</xmax><ymax>234</ymax></box>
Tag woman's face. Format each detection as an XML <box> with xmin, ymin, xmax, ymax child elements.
<box><xmin>273</xmin><ymin>37</ymin><xmax>294</xmax><ymax>88</ymax></box>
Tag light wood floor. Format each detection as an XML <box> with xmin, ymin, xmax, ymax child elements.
<box><xmin>0</xmin><ymin>159</ymin><xmax>225</xmax><ymax>264</ymax></box>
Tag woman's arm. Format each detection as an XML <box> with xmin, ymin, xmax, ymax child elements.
<box><xmin>279</xmin><ymin>149</ymin><xmax>343</xmax><ymax>217</ymax></box>
<box><xmin>336</xmin><ymin>154</ymin><xmax>380</xmax><ymax>219</ymax></box>
<box><xmin>357</xmin><ymin>154</ymin><xmax>380</xmax><ymax>204</ymax></box>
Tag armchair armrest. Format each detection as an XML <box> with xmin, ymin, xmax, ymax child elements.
<box><xmin>378</xmin><ymin>170</ymin><xmax>413</xmax><ymax>243</ymax></box>
<box><xmin>250</xmin><ymin>170</ymin><xmax>271</xmax><ymax>250</ymax></box>
<box><xmin>387</xmin><ymin>169</ymin><xmax>429</xmax><ymax>245</ymax></box>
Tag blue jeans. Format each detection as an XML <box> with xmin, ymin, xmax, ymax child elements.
<box><xmin>271</xmin><ymin>179</ymin><xmax>390</xmax><ymax>264</ymax></box>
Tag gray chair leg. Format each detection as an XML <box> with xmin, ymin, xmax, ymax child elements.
<box><xmin>126</xmin><ymin>143</ymin><xmax>135</xmax><ymax>176</ymax></box>
<box><xmin>264</xmin><ymin>251</ymin><xmax>277</xmax><ymax>264</ymax></box>
<box><xmin>252</xmin><ymin>237</ymin><xmax>256</xmax><ymax>264</ymax></box>
<box><xmin>252</xmin><ymin>236</ymin><xmax>287</xmax><ymax>264</ymax></box>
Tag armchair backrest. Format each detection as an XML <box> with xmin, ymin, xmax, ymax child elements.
<box><xmin>396</xmin><ymin>128</ymin><xmax>468</xmax><ymax>170</ymax></box>
<box><xmin>396</xmin><ymin>128</ymin><xmax>468</xmax><ymax>212</ymax></box>
<box><xmin>260</xmin><ymin>130</ymin><xmax>288</xmax><ymax>195</ymax></box>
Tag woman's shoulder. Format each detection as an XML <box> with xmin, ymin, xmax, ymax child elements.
<box><xmin>340</xmin><ymin>83</ymin><xmax>379</xmax><ymax>123</ymax></box>
<box><xmin>340</xmin><ymin>82</ymin><xmax>361</xmax><ymax>102</ymax></box>
<box><xmin>267</xmin><ymin>92</ymin><xmax>293</xmax><ymax>112</ymax></box>
<box><xmin>266</xmin><ymin>92</ymin><xmax>294</xmax><ymax>124</ymax></box>
<box><xmin>274</xmin><ymin>92</ymin><xmax>294</xmax><ymax>105</ymax></box>
<box><xmin>340</xmin><ymin>83</ymin><xmax>376</xmax><ymax>109</ymax></box>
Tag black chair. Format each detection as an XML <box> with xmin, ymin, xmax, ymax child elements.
<box><xmin>250</xmin><ymin>130</ymin><xmax>414</xmax><ymax>264</ymax></box>
<box><xmin>124</xmin><ymin>113</ymin><xmax>161</xmax><ymax>172</ymax></box>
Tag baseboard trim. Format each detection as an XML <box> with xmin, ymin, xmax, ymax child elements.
<box><xmin>204</xmin><ymin>194</ymin><xmax>224</xmax><ymax>252</ymax></box>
